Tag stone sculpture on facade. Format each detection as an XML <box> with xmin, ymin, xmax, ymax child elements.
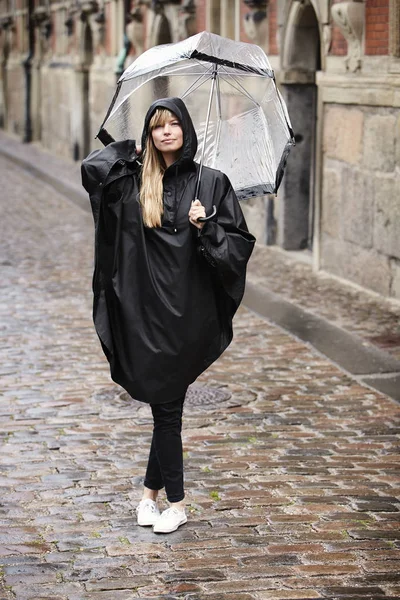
<box><xmin>92</xmin><ymin>7</ymin><xmax>106</xmax><ymax>54</ymax></box>
<box><xmin>33</xmin><ymin>7</ymin><xmax>52</xmax><ymax>42</ymax></box>
<box><xmin>127</xmin><ymin>3</ymin><xmax>145</xmax><ymax>56</ymax></box>
<box><xmin>243</xmin><ymin>0</ymin><xmax>269</xmax><ymax>50</ymax></box>
<box><xmin>331</xmin><ymin>0</ymin><xmax>365</xmax><ymax>72</ymax></box>
<box><xmin>178</xmin><ymin>0</ymin><xmax>196</xmax><ymax>40</ymax></box>
<box><xmin>322</xmin><ymin>22</ymin><xmax>332</xmax><ymax>56</ymax></box>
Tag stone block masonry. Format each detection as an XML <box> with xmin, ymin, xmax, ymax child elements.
<box><xmin>321</xmin><ymin>103</ymin><xmax>400</xmax><ymax>299</ymax></box>
<box><xmin>374</xmin><ymin>176</ymin><xmax>400</xmax><ymax>259</ymax></box>
<box><xmin>363</xmin><ymin>113</ymin><xmax>397</xmax><ymax>172</ymax></box>
<box><xmin>323</xmin><ymin>106</ymin><xmax>364</xmax><ymax>165</ymax></box>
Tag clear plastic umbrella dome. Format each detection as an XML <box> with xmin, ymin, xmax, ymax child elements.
<box><xmin>98</xmin><ymin>31</ymin><xmax>294</xmax><ymax>199</ymax></box>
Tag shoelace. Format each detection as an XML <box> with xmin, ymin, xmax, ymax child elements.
<box><xmin>137</xmin><ymin>500</ymin><xmax>157</xmax><ymax>513</ymax></box>
<box><xmin>161</xmin><ymin>507</ymin><xmax>183</xmax><ymax>518</ymax></box>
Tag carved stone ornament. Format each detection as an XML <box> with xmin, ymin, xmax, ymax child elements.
<box><xmin>331</xmin><ymin>0</ymin><xmax>365</xmax><ymax>72</ymax></box>
<box><xmin>1</xmin><ymin>16</ymin><xmax>14</xmax><ymax>31</ymax></box>
<box><xmin>80</xmin><ymin>1</ymin><xmax>99</xmax><ymax>22</ymax></box>
<box><xmin>0</xmin><ymin>18</ymin><xmax>12</xmax><ymax>62</ymax></box>
<box><xmin>152</xmin><ymin>0</ymin><xmax>181</xmax><ymax>14</ymax></box>
<box><xmin>178</xmin><ymin>0</ymin><xmax>196</xmax><ymax>39</ymax></box>
<box><xmin>243</xmin><ymin>0</ymin><xmax>269</xmax><ymax>48</ymax></box>
<box><xmin>65</xmin><ymin>14</ymin><xmax>74</xmax><ymax>36</ymax></box>
<box><xmin>126</xmin><ymin>4</ymin><xmax>145</xmax><ymax>55</ymax></box>
<box><xmin>32</xmin><ymin>7</ymin><xmax>52</xmax><ymax>40</ymax></box>
<box><xmin>91</xmin><ymin>9</ymin><xmax>106</xmax><ymax>50</ymax></box>
<box><xmin>322</xmin><ymin>23</ymin><xmax>332</xmax><ymax>55</ymax></box>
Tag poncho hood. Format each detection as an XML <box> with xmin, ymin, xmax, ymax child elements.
<box><xmin>141</xmin><ymin>97</ymin><xmax>198</xmax><ymax>169</ymax></box>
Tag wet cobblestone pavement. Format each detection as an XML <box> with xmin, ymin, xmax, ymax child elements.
<box><xmin>247</xmin><ymin>247</ymin><xmax>400</xmax><ymax>361</ymax></box>
<box><xmin>1</xmin><ymin>154</ymin><xmax>400</xmax><ymax>600</ymax></box>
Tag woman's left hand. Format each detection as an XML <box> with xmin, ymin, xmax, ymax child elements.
<box><xmin>189</xmin><ymin>199</ymin><xmax>206</xmax><ymax>230</ymax></box>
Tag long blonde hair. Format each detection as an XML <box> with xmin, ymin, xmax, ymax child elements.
<box><xmin>140</xmin><ymin>108</ymin><xmax>179</xmax><ymax>228</ymax></box>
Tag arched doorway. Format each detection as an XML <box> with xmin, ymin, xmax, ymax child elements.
<box><xmin>279</xmin><ymin>0</ymin><xmax>321</xmax><ymax>250</ymax></box>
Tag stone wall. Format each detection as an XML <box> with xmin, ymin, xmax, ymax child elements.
<box><xmin>320</xmin><ymin>103</ymin><xmax>400</xmax><ymax>299</ymax></box>
<box><xmin>40</xmin><ymin>66</ymin><xmax>74</xmax><ymax>159</ymax></box>
<box><xmin>37</xmin><ymin>61</ymin><xmax>115</xmax><ymax>160</ymax></box>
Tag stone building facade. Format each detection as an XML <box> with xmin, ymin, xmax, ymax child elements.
<box><xmin>0</xmin><ymin>0</ymin><xmax>399</xmax><ymax>300</ymax></box>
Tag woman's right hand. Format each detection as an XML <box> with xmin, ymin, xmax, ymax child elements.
<box><xmin>189</xmin><ymin>200</ymin><xmax>206</xmax><ymax>230</ymax></box>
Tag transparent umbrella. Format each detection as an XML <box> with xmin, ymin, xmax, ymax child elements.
<box><xmin>97</xmin><ymin>31</ymin><xmax>294</xmax><ymax>201</ymax></box>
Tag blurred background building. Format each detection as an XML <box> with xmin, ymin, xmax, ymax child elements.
<box><xmin>0</xmin><ymin>0</ymin><xmax>399</xmax><ymax>300</ymax></box>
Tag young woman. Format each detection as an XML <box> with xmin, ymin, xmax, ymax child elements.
<box><xmin>82</xmin><ymin>97</ymin><xmax>255</xmax><ymax>533</ymax></box>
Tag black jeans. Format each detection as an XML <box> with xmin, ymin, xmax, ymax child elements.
<box><xmin>144</xmin><ymin>392</ymin><xmax>186</xmax><ymax>503</ymax></box>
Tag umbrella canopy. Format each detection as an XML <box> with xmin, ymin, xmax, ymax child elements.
<box><xmin>98</xmin><ymin>31</ymin><xmax>294</xmax><ymax>200</ymax></box>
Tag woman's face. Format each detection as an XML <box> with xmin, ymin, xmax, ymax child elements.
<box><xmin>151</xmin><ymin>112</ymin><xmax>183</xmax><ymax>158</ymax></box>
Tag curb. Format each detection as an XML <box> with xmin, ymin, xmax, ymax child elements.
<box><xmin>244</xmin><ymin>281</ymin><xmax>400</xmax><ymax>402</ymax></box>
<box><xmin>0</xmin><ymin>140</ymin><xmax>89</xmax><ymax>214</ymax></box>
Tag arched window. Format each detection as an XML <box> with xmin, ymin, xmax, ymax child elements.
<box><xmin>283</xmin><ymin>0</ymin><xmax>321</xmax><ymax>73</ymax></box>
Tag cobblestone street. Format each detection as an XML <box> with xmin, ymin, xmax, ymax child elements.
<box><xmin>1</xmin><ymin>153</ymin><xmax>400</xmax><ymax>599</ymax></box>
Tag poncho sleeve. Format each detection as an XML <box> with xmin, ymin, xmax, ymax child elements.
<box><xmin>197</xmin><ymin>173</ymin><xmax>256</xmax><ymax>308</ymax></box>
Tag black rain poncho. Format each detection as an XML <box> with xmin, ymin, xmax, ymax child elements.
<box><xmin>82</xmin><ymin>98</ymin><xmax>255</xmax><ymax>404</ymax></box>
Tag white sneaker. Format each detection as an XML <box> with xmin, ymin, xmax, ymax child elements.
<box><xmin>153</xmin><ymin>507</ymin><xmax>187</xmax><ymax>533</ymax></box>
<box><xmin>136</xmin><ymin>499</ymin><xmax>160</xmax><ymax>526</ymax></box>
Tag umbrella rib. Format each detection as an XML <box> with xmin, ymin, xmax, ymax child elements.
<box><xmin>219</xmin><ymin>67</ymin><xmax>261</xmax><ymax>107</ymax></box>
<box><xmin>217</xmin><ymin>67</ymin><xmax>268</xmax><ymax>78</ymax></box>
<box><xmin>161</xmin><ymin>71</ymin><xmax>213</xmax><ymax>77</ymax></box>
<box><xmin>181</xmin><ymin>71</ymin><xmax>214</xmax><ymax>99</ymax></box>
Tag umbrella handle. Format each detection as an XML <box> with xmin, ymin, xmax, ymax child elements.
<box><xmin>96</xmin><ymin>127</ymin><xmax>116</xmax><ymax>147</ymax></box>
<box><xmin>197</xmin><ymin>204</ymin><xmax>217</xmax><ymax>223</ymax></box>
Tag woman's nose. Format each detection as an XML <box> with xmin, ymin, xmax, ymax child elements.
<box><xmin>163</xmin><ymin>123</ymin><xmax>171</xmax><ymax>134</ymax></box>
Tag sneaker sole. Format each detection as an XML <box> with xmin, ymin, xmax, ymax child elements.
<box><xmin>137</xmin><ymin>519</ymin><xmax>158</xmax><ymax>527</ymax></box>
<box><xmin>153</xmin><ymin>516</ymin><xmax>187</xmax><ymax>534</ymax></box>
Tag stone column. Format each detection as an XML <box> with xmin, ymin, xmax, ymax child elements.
<box><xmin>389</xmin><ymin>0</ymin><xmax>400</xmax><ymax>57</ymax></box>
<box><xmin>0</xmin><ymin>17</ymin><xmax>13</xmax><ymax>129</ymax></box>
<box><xmin>72</xmin><ymin>0</ymin><xmax>97</xmax><ymax>160</ymax></box>
<box><xmin>31</xmin><ymin>7</ymin><xmax>51</xmax><ymax>142</ymax></box>
<box><xmin>241</xmin><ymin>0</ymin><xmax>270</xmax><ymax>244</ymax></box>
